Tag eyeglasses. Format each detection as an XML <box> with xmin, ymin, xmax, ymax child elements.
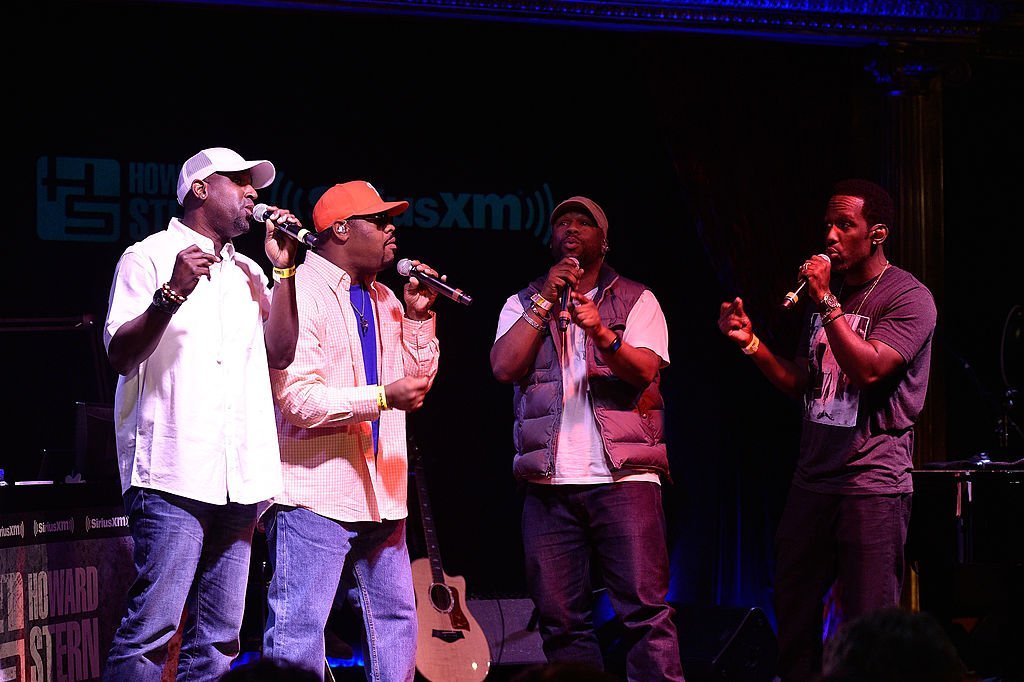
<box><xmin>350</xmin><ymin>212</ymin><xmax>392</xmax><ymax>229</ymax></box>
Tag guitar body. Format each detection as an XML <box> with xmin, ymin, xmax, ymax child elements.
<box><xmin>412</xmin><ymin>556</ymin><xmax>491</xmax><ymax>682</ymax></box>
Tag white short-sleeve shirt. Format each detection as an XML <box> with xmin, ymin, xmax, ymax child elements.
<box><xmin>104</xmin><ymin>218</ymin><xmax>283</xmax><ymax>505</ymax></box>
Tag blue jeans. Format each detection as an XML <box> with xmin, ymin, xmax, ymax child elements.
<box><xmin>522</xmin><ymin>482</ymin><xmax>686</xmax><ymax>682</ymax></box>
<box><xmin>774</xmin><ymin>485</ymin><xmax>913</xmax><ymax>682</ymax></box>
<box><xmin>262</xmin><ymin>506</ymin><xmax>416</xmax><ymax>682</ymax></box>
<box><xmin>103</xmin><ymin>487</ymin><xmax>258</xmax><ymax>682</ymax></box>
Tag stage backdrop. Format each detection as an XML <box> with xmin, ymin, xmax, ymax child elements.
<box><xmin>6</xmin><ymin>0</ymin><xmax>1022</xmax><ymax>634</ymax></box>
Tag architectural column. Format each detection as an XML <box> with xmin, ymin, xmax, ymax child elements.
<box><xmin>871</xmin><ymin>43</ymin><xmax>951</xmax><ymax>466</ymax></box>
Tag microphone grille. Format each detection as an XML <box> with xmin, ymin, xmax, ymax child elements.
<box><xmin>396</xmin><ymin>258</ymin><xmax>413</xmax><ymax>277</ymax></box>
<box><xmin>252</xmin><ymin>203</ymin><xmax>270</xmax><ymax>222</ymax></box>
<box><xmin>816</xmin><ymin>253</ymin><xmax>831</xmax><ymax>263</ymax></box>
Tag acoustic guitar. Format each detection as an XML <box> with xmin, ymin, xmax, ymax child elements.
<box><xmin>409</xmin><ymin>439</ymin><xmax>491</xmax><ymax>682</ymax></box>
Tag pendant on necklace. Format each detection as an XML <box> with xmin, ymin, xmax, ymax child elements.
<box><xmin>351</xmin><ymin>287</ymin><xmax>370</xmax><ymax>336</ymax></box>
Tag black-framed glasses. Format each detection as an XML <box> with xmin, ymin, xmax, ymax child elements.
<box><xmin>350</xmin><ymin>212</ymin><xmax>392</xmax><ymax>229</ymax></box>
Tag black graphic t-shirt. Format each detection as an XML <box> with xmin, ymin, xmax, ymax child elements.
<box><xmin>794</xmin><ymin>265</ymin><xmax>937</xmax><ymax>494</ymax></box>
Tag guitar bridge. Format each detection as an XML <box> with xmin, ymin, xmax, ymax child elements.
<box><xmin>431</xmin><ymin>629</ymin><xmax>466</xmax><ymax>643</ymax></box>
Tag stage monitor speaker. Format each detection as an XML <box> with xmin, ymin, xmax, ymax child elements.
<box><xmin>467</xmin><ymin>597</ymin><xmax>546</xmax><ymax>666</ymax></box>
<box><xmin>675</xmin><ymin>605</ymin><xmax>778</xmax><ymax>682</ymax></box>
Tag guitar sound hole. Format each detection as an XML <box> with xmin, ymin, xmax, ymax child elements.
<box><xmin>429</xmin><ymin>583</ymin><xmax>454</xmax><ymax>612</ymax></box>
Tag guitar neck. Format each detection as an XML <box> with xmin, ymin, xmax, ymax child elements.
<box><xmin>413</xmin><ymin>450</ymin><xmax>447</xmax><ymax>585</ymax></box>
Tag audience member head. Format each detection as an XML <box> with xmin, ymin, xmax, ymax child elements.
<box><xmin>821</xmin><ymin>607</ymin><xmax>966</xmax><ymax>682</ymax></box>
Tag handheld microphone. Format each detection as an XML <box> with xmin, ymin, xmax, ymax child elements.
<box><xmin>253</xmin><ymin>203</ymin><xmax>317</xmax><ymax>248</ymax></box>
<box><xmin>558</xmin><ymin>257</ymin><xmax>580</xmax><ymax>331</ymax></box>
<box><xmin>781</xmin><ymin>253</ymin><xmax>830</xmax><ymax>310</ymax></box>
<box><xmin>396</xmin><ymin>258</ymin><xmax>473</xmax><ymax>306</ymax></box>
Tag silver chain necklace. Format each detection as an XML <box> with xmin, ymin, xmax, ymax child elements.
<box><xmin>351</xmin><ymin>286</ymin><xmax>370</xmax><ymax>336</ymax></box>
<box><xmin>842</xmin><ymin>262</ymin><xmax>890</xmax><ymax>317</ymax></box>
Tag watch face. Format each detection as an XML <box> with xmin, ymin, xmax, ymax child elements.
<box><xmin>821</xmin><ymin>294</ymin><xmax>839</xmax><ymax>310</ymax></box>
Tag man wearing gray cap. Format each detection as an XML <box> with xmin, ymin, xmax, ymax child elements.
<box><xmin>102</xmin><ymin>147</ymin><xmax>301</xmax><ymax>681</ymax></box>
<box><xmin>490</xmin><ymin>196</ymin><xmax>685</xmax><ymax>680</ymax></box>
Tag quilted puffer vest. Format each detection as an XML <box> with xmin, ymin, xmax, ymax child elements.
<box><xmin>510</xmin><ymin>264</ymin><xmax>668</xmax><ymax>481</ymax></box>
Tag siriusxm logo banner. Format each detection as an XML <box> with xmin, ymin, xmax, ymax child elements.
<box><xmin>84</xmin><ymin>515</ymin><xmax>129</xmax><ymax>533</ymax></box>
<box><xmin>0</xmin><ymin>522</ymin><xmax>24</xmax><ymax>539</ymax></box>
<box><xmin>36</xmin><ymin>155</ymin><xmax>556</xmax><ymax>244</ymax></box>
<box><xmin>32</xmin><ymin>518</ymin><xmax>74</xmax><ymax>537</ymax></box>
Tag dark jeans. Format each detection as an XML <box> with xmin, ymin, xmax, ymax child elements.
<box><xmin>774</xmin><ymin>484</ymin><xmax>912</xmax><ymax>682</ymax></box>
<box><xmin>522</xmin><ymin>481</ymin><xmax>686</xmax><ymax>682</ymax></box>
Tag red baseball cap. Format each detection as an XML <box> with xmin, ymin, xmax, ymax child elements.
<box><xmin>312</xmin><ymin>181</ymin><xmax>409</xmax><ymax>232</ymax></box>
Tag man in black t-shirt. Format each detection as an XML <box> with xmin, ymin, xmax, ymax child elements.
<box><xmin>717</xmin><ymin>179</ymin><xmax>937</xmax><ymax>682</ymax></box>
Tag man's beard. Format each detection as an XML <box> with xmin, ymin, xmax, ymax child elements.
<box><xmin>233</xmin><ymin>215</ymin><xmax>252</xmax><ymax>237</ymax></box>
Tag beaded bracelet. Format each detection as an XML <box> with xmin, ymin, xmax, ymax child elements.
<box><xmin>161</xmin><ymin>282</ymin><xmax>187</xmax><ymax>305</ymax></box>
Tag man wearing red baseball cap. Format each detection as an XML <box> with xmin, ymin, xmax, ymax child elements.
<box><xmin>262</xmin><ymin>180</ymin><xmax>443</xmax><ymax>681</ymax></box>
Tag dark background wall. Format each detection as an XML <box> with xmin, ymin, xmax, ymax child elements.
<box><xmin>5</xmin><ymin>0</ymin><xmax>1022</xmax><ymax>627</ymax></box>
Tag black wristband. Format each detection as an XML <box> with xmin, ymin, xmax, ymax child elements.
<box><xmin>601</xmin><ymin>334</ymin><xmax>622</xmax><ymax>354</ymax></box>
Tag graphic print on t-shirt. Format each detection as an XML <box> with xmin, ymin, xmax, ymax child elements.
<box><xmin>805</xmin><ymin>312</ymin><xmax>870</xmax><ymax>427</ymax></box>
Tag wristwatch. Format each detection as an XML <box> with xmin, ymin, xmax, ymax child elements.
<box><xmin>818</xmin><ymin>293</ymin><xmax>840</xmax><ymax>315</ymax></box>
<box><xmin>151</xmin><ymin>287</ymin><xmax>181</xmax><ymax>315</ymax></box>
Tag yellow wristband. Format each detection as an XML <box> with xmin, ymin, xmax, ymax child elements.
<box><xmin>376</xmin><ymin>385</ymin><xmax>389</xmax><ymax>411</ymax></box>
<box><xmin>272</xmin><ymin>266</ymin><xmax>297</xmax><ymax>282</ymax></box>
<box><xmin>530</xmin><ymin>293</ymin><xmax>553</xmax><ymax>312</ymax></box>
<box><xmin>741</xmin><ymin>334</ymin><xmax>760</xmax><ymax>355</ymax></box>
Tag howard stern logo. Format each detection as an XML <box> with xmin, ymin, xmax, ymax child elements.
<box><xmin>36</xmin><ymin>155</ymin><xmax>557</xmax><ymax>244</ymax></box>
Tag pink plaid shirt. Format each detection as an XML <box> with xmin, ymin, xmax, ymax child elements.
<box><xmin>270</xmin><ymin>252</ymin><xmax>439</xmax><ymax>522</ymax></box>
